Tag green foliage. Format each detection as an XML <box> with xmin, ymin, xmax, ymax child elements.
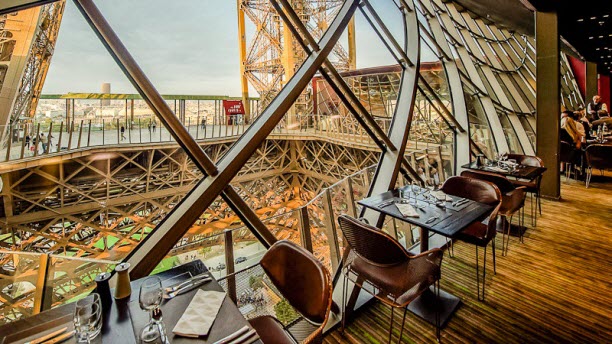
<box><xmin>248</xmin><ymin>274</ymin><xmax>265</xmax><ymax>290</ymax></box>
<box><xmin>274</xmin><ymin>299</ymin><xmax>299</xmax><ymax>325</ymax></box>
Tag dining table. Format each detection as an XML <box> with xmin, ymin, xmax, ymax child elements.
<box><xmin>461</xmin><ymin>162</ymin><xmax>547</xmax><ymax>181</ymax></box>
<box><xmin>357</xmin><ymin>185</ymin><xmax>494</xmax><ymax>327</ymax></box>
<box><xmin>0</xmin><ymin>260</ymin><xmax>262</xmax><ymax>344</ymax></box>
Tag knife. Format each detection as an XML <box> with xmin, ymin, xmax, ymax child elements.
<box><xmin>41</xmin><ymin>330</ymin><xmax>75</xmax><ymax>344</ymax></box>
<box><xmin>165</xmin><ymin>273</ymin><xmax>210</xmax><ymax>293</ymax></box>
<box><xmin>28</xmin><ymin>327</ymin><xmax>67</xmax><ymax>344</ymax></box>
<box><xmin>163</xmin><ymin>277</ymin><xmax>212</xmax><ymax>299</ymax></box>
<box><xmin>212</xmin><ymin>325</ymin><xmax>249</xmax><ymax>344</ymax></box>
<box><xmin>227</xmin><ymin>329</ymin><xmax>258</xmax><ymax>344</ymax></box>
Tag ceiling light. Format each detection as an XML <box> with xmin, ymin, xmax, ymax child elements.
<box><xmin>590</xmin><ymin>16</ymin><xmax>597</xmax><ymax>20</ymax></box>
<box><xmin>589</xmin><ymin>36</ymin><xmax>594</xmax><ymax>39</ymax></box>
<box><xmin>577</xmin><ymin>18</ymin><xmax>584</xmax><ymax>22</ymax></box>
<box><xmin>599</xmin><ymin>36</ymin><xmax>604</xmax><ymax>38</ymax></box>
<box><xmin>604</xmin><ymin>15</ymin><xmax>610</xmax><ymax>18</ymax></box>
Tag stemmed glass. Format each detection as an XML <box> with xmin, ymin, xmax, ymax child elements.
<box><xmin>74</xmin><ymin>293</ymin><xmax>102</xmax><ymax>343</ymax></box>
<box><xmin>139</xmin><ymin>276</ymin><xmax>163</xmax><ymax>343</ymax></box>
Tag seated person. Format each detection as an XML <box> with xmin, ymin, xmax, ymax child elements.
<box><xmin>573</xmin><ymin>110</ymin><xmax>592</xmax><ymax>140</ymax></box>
<box><xmin>561</xmin><ymin>111</ymin><xmax>583</xmax><ymax>149</ymax></box>
<box><xmin>587</xmin><ymin>95</ymin><xmax>609</xmax><ymax>120</ymax></box>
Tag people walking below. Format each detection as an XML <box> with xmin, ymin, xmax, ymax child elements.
<box><xmin>201</xmin><ymin>118</ymin><xmax>206</xmax><ymax>130</ymax></box>
<box><xmin>40</xmin><ymin>133</ymin><xmax>47</xmax><ymax>153</ymax></box>
<box><xmin>152</xmin><ymin>120</ymin><xmax>157</xmax><ymax>133</ymax></box>
<box><xmin>120</xmin><ymin>125</ymin><xmax>126</xmax><ymax>141</ymax></box>
<box><xmin>25</xmin><ymin>134</ymin><xmax>30</xmax><ymax>149</ymax></box>
<box><xmin>48</xmin><ymin>133</ymin><xmax>54</xmax><ymax>153</ymax></box>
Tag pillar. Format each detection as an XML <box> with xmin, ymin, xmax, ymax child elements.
<box><xmin>535</xmin><ymin>10</ymin><xmax>560</xmax><ymax>199</ymax></box>
<box><xmin>585</xmin><ymin>61</ymin><xmax>598</xmax><ymax>101</ymax></box>
<box><xmin>237</xmin><ymin>0</ymin><xmax>250</xmax><ymax>122</ymax></box>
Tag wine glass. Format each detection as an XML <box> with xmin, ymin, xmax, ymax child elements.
<box><xmin>139</xmin><ymin>276</ymin><xmax>163</xmax><ymax>343</ymax></box>
<box><xmin>74</xmin><ymin>293</ymin><xmax>102</xmax><ymax>343</ymax></box>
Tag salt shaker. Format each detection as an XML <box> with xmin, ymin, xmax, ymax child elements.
<box><xmin>114</xmin><ymin>262</ymin><xmax>131</xmax><ymax>299</ymax></box>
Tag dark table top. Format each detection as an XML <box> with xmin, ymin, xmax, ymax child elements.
<box><xmin>461</xmin><ymin>162</ymin><xmax>547</xmax><ymax>180</ymax></box>
<box><xmin>0</xmin><ymin>260</ymin><xmax>261</xmax><ymax>344</ymax></box>
<box><xmin>358</xmin><ymin>186</ymin><xmax>494</xmax><ymax>238</ymax></box>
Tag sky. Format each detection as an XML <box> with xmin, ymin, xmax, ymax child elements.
<box><xmin>42</xmin><ymin>0</ymin><xmax>434</xmax><ymax>97</ymax></box>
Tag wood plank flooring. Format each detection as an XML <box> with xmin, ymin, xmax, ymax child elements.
<box><xmin>324</xmin><ymin>174</ymin><xmax>612</xmax><ymax>343</ymax></box>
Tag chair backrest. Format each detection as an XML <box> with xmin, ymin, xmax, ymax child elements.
<box><xmin>259</xmin><ymin>240</ymin><xmax>332</xmax><ymax>326</ymax></box>
<box><xmin>559</xmin><ymin>141</ymin><xmax>574</xmax><ymax>164</ymax></box>
<box><xmin>460</xmin><ymin>170</ymin><xmax>515</xmax><ymax>194</ymax></box>
<box><xmin>585</xmin><ymin>144</ymin><xmax>612</xmax><ymax>170</ymax></box>
<box><xmin>337</xmin><ymin>215</ymin><xmax>410</xmax><ymax>267</ymax></box>
<box><xmin>506</xmin><ymin>154</ymin><xmax>544</xmax><ymax>168</ymax></box>
<box><xmin>440</xmin><ymin>176</ymin><xmax>501</xmax><ymax>241</ymax></box>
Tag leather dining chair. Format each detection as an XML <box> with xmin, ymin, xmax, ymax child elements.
<box><xmin>440</xmin><ymin>176</ymin><xmax>501</xmax><ymax>301</ymax></box>
<box><xmin>248</xmin><ymin>240</ymin><xmax>332</xmax><ymax>344</ymax></box>
<box><xmin>461</xmin><ymin>170</ymin><xmax>527</xmax><ymax>255</ymax></box>
<box><xmin>585</xmin><ymin>144</ymin><xmax>612</xmax><ymax>188</ymax></box>
<box><xmin>506</xmin><ymin>154</ymin><xmax>544</xmax><ymax>226</ymax></box>
<box><xmin>337</xmin><ymin>215</ymin><xmax>443</xmax><ymax>343</ymax></box>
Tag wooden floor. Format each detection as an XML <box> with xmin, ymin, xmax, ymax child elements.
<box><xmin>324</xmin><ymin>173</ymin><xmax>612</xmax><ymax>343</ymax></box>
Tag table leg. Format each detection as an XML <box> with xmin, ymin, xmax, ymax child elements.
<box><xmin>411</xmin><ymin>228</ymin><xmax>461</xmax><ymax>327</ymax></box>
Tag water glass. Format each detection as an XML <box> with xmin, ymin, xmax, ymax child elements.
<box><xmin>74</xmin><ymin>293</ymin><xmax>102</xmax><ymax>343</ymax></box>
<box><xmin>139</xmin><ymin>276</ymin><xmax>163</xmax><ymax>343</ymax></box>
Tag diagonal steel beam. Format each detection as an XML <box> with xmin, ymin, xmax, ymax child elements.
<box><xmin>272</xmin><ymin>0</ymin><xmax>423</xmax><ymax>184</ymax></box>
<box><xmin>72</xmin><ymin>0</ymin><xmax>278</xmax><ymax>273</ymax></box>
<box><xmin>125</xmin><ymin>0</ymin><xmax>361</xmax><ymax>279</ymax></box>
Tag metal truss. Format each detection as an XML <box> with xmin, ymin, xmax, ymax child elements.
<box><xmin>240</xmin><ymin>0</ymin><xmax>349</xmax><ymax>111</ymax></box>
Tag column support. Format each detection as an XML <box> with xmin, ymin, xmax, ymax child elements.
<box><xmin>535</xmin><ymin>10</ymin><xmax>560</xmax><ymax>199</ymax></box>
<box><xmin>585</xmin><ymin>61</ymin><xmax>598</xmax><ymax>101</ymax></box>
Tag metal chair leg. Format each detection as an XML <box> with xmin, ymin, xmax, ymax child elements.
<box><xmin>398</xmin><ymin>307</ymin><xmax>408</xmax><ymax>344</ymax></box>
<box><xmin>475</xmin><ymin>245</ymin><xmax>480</xmax><ymax>300</ymax></box>
<box><xmin>492</xmin><ymin>237</ymin><xmax>496</xmax><ymax>275</ymax></box>
<box><xmin>482</xmin><ymin>245</ymin><xmax>487</xmax><ymax>301</ymax></box>
<box><xmin>435</xmin><ymin>280</ymin><xmax>441</xmax><ymax>342</ymax></box>
<box><xmin>341</xmin><ymin>272</ymin><xmax>348</xmax><ymax>333</ymax></box>
<box><xmin>388</xmin><ymin>305</ymin><xmax>394</xmax><ymax>343</ymax></box>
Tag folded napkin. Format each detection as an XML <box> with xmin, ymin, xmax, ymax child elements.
<box><xmin>396</xmin><ymin>203</ymin><xmax>419</xmax><ymax>218</ymax></box>
<box><xmin>484</xmin><ymin>166</ymin><xmax>508</xmax><ymax>173</ymax></box>
<box><xmin>173</xmin><ymin>290</ymin><xmax>226</xmax><ymax>338</ymax></box>
<box><xmin>431</xmin><ymin>191</ymin><xmax>453</xmax><ymax>202</ymax></box>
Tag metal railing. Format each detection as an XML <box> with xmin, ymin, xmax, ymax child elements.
<box><xmin>0</xmin><ymin>111</ymin><xmax>451</xmax><ymax>162</ymax></box>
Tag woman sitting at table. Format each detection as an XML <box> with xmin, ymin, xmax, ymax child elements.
<box><xmin>561</xmin><ymin>111</ymin><xmax>583</xmax><ymax>149</ymax></box>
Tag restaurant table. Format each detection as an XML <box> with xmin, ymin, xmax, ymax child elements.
<box><xmin>356</xmin><ymin>186</ymin><xmax>494</xmax><ymax>327</ymax></box>
<box><xmin>461</xmin><ymin>162</ymin><xmax>547</xmax><ymax>181</ymax></box>
<box><xmin>0</xmin><ymin>260</ymin><xmax>262</xmax><ymax>344</ymax></box>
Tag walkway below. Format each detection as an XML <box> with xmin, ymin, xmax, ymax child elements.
<box><xmin>324</xmin><ymin>174</ymin><xmax>612</xmax><ymax>343</ymax></box>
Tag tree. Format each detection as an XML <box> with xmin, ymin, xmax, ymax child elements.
<box><xmin>274</xmin><ymin>299</ymin><xmax>299</xmax><ymax>325</ymax></box>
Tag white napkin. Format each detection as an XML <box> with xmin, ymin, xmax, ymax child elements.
<box><xmin>172</xmin><ymin>290</ymin><xmax>226</xmax><ymax>338</ymax></box>
<box><xmin>485</xmin><ymin>166</ymin><xmax>507</xmax><ymax>173</ymax></box>
<box><xmin>431</xmin><ymin>191</ymin><xmax>453</xmax><ymax>202</ymax></box>
<box><xmin>396</xmin><ymin>203</ymin><xmax>419</xmax><ymax>217</ymax></box>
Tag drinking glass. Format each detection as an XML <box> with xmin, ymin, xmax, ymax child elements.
<box><xmin>74</xmin><ymin>293</ymin><xmax>102</xmax><ymax>343</ymax></box>
<box><xmin>139</xmin><ymin>276</ymin><xmax>163</xmax><ymax>343</ymax></box>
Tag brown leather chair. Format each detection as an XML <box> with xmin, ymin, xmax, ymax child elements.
<box><xmin>585</xmin><ymin>144</ymin><xmax>612</xmax><ymax>188</ymax></box>
<box><xmin>337</xmin><ymin>215</ymin><xmax>443</xmax><ymax>343</ymax></box>
<box><xmin>461</xmin><ymin>170</ymin><xmax>527</xmax><ymax>255</ymax></box>
<box><xmin>506</xmin><ymin>154</ymin><xmax>544</xmax><ymax>226</ymax></box>
<box><xmin>440</xmin><ymin>176</ymin><xmax>501</xmax><ymax>301</ymax></box>
<box><xmin>248</xmin><ymin>240</ymin><xmax>332</xmax><ymax>344</ymax></box>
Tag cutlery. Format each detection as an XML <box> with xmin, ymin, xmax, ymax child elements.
<box><xmin>425</xmin><ymin>216</ymin><xmax>439</xmax><ymax>224</ymax></box>
<box><xmin>28</xmin><ymin>327</ymin><xmax>67</xmax><ymax>344</ymax></box>
<box><xmin>41</xmin><ymin>330</ymin><xmax>75</xmax><ymax>344</ymax></box>
<box><xmin>165</xmin><ymin>273</ymin><xmax>209</xmax><ymax>293</ymax></box>
<box><xmin>452</xmin><ymin>198</ymin><xmax>469</xmax><ymax>207</ymax></box>
<box><xmin>213</xmin><ymin>325</ymin><xmax>249</xmax><ymax>344</ymax></box>
<box><xmin>378</xmin><ymin>200</ymin><xmax>394</xmax><ymax>208</ymax></box>
<box><xmin>227</xmin><ymin>329</ymin><xmax>258</xmax><ymax>344</ymax></box>
<box><xmin>163</xmin><ymin>277</ymin><xmax>211</xmax><ymax>299</ymax></box>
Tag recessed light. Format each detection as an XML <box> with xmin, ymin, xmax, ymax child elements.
<box><xmin>577</xmin><ymin>18</ymin><xmax>584</xmax><ymax>22</ymax></box>
<box><xmin>589</xmin><ymin>36</ymin><xmax>594</xmax><ymax>39</ymax></box>
<box><xmin>604</xmin><ymin>15</ymin><xmax>610</xmax><ymax>18</ymax></box>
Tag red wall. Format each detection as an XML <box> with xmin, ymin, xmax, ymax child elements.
<box><xmin>568</xmin><ymin>55</ymin><xmax>586</xmax><ymax>99</ymax></box>
<box><xmin>598</xmin><ymin>74</ymin><xmax>611</xmax><ymax>109</ymax></box>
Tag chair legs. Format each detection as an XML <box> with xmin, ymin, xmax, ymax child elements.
<box><xmin>476</xmin><ymin>241</ymin><xmax>495</xmax><ymax>301</ymax></box>
<box><xmin>586</xmin><ymin>167</ymin><xmax>593</xmax><ymax>188</ymax></box>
